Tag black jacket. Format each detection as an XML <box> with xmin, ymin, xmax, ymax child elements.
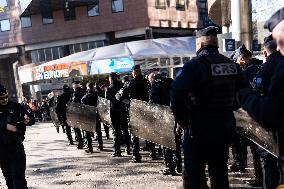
<box><xmin>0</xmin><ymin>101</ymin><xmax>34</xmax><ymax>144</ymax></box>
<box><xmin>72</xmin><ymin>87</ymin><xmax>85</xmax><ymax>103</ymax></box>
<box><xmin>81</xmin><ymin>91</ymin><xmax>98</xmax><ymax>107</ymax></box>
<box><xmin>116</xmin><ymin>74</ymin><xmax>150</xmax><ymax>102</ymax></box>
<box><xmin>171</xmin><ymin>46</ymin><xmax>248</xmax><ymax>128</ymax></box>
<box><xmin>149</xmin><ymin>77</ymin><xmax>172</xmax><ymax>106</ymax></box>
<box><xmin>56</xmin><ymin>91</ymin><xmax>72</xmax><ymax>114</ymax></box>
<box><xmin>255</xmin><ymin>52</ymin><xmax>283</xmax><ymax>95</ymax></box>
<box><xmin>106</xmin><ymin>81</ymin><xmax>125</xmax><ymax>111</ymax></box>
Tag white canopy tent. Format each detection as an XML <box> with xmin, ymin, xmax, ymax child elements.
<box><xmin>35</xmin><ymin>36</ymin><xmax>196</xmax><ymax>67</ymax></box>
<box><xmin>91</xmin><ymin>37</ymin><xmax>196</xmax><ymax>61</ymax></box>
<box><xmin>19</xmin><ymin>36</ymin><xmax>197</xmax><ymax>84</ymax></box>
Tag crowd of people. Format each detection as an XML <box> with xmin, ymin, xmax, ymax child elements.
<box><xmin>21</xmin><ymin>98</ymin><xmax>51</xmax><ymax>122</ymax></box>
<box><xmin>1</xmin><ymin>6</ymin><xmax>284</xmax><ymax>189</ymax></box>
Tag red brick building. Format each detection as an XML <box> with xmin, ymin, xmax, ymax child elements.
<box><xmin>0</xmin><ymin>0</ymin><xmax>208</xmax><ymax>100</ymax></box>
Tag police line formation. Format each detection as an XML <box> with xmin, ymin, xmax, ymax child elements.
<box><xmin>1</xmin><ymin>7</ymin><xmax>284</xmax><ymax>189</ymax></box>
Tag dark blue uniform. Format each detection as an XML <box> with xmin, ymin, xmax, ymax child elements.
<box><xmin>106</xmin><ymin>81</ymin><xmax>130</xmax><ymax>156</ymax></box>
<box><xmin>239</xmin><ymin>57</ymin><xmax>284</xmax><ymax>187</ymax></box>
<box><xmin>171</xmin><ymin>46</ymin><xmax>247</xmax><ymax>188</ymax></box>
<box><xmin>81</xmin><ymin>90</ymin><xmax>103</xmax><ymax>153</ymax></box>
<box><xmin>117</xmin><ymin>74</ymin><xmax>149</xmax><ymax>162</ymax></box>
<box><xmin>0</xmin><ymin>101</ymin><xmax>34</xmax><ymax>189</ymax></box>
<box><xmin>254</xmin><ymin>52</ymin><xmax>283</xmax><ymax>189</ymax></box>
<box><xmin>72</xmin><ymin>87</ymin><xmax>85</xmax><ymax>149</ymax></box>
<box><xmin>255</xmin><ymin>51</ymin><xmax>283</xmax><ymax>95</ymax></box>
<box><xmin>56</xmin><ymin>91</ymin><xmax>73</xmax><ymax>144</ymax></box>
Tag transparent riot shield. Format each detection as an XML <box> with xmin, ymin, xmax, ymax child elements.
<box><xmin>129</xmin><ymin>99</ymin><xmax>176</xmax><ymax>150</ymax></box>
<box><xmin>97</xmin><ymin>97</ymin><xmax>111</xmax><ymax>126</ymax></box>
<box><xmin>235</xmin><ymin>109</ymin><xmax>278</xmax><ymax>157</ymax></box>
<box><xmin>49</xmin><ymin>106</ymin><xmax>60</xmax><ymax>128</ymax></box>
<box><xmin>66</xmin><ymin>102</ymin><xmax>97</xmax><ymax>132</ymax></box>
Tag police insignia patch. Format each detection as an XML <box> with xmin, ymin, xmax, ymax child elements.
<box><xmin>211</xmin><ymin>63</ymin><xmax>238</xmax><ymax>76</ymax></box>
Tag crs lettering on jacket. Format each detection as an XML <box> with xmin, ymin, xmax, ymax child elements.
<box><xmin>211</xmin><ymin>63</ymin><xmax>238</xmax><ymax>76</ymax></box>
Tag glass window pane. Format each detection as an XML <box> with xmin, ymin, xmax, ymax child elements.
<box><xmin>96</xmin><ymin>41</ymin><xmax>104</xmax><ymax>48</ymax></box>
<box><xmin>0</xmin><ymin>19</ymin><xmax>10</xmax><ymax>31</ymax></box>
<box><xmin>38</xmin><ymin>49</ymin><xmax>45</xmax><ymax>63</ymax></box>
<box><xmin>0</xmin><ymin>0</ymin><xmax>7</xmax><ymax>7</ymax></box>
<box><xmin>176</xmin><ymin>0</ymin><xmax>185</xmax><ymax>11</ymax></box>
<box><xmin>45</xmin><ymin>48</ymin><xmax>52</xmax><ymax>61</ymax></box>
<box><xmin>31</xmin><ymin>51</ymin><xmax>39</xmax><ymax>63</ymax></box>
<box><xmin>88</xmin><ymin>3</ymin><xmax>99</xmax><ymax>16</ymax></box>
<box><xmin>81</xmin><ymin>43</ymin><xmax>89</xmax><ymax>51</ymax></box>
<box><xmin>58</xmin><ymin>47</ymin><xmax>63</xmax><ymax>58</ymax></box>
<box><xmin>173</xmin><ymin>57</ymin><xmax>181</xmax><ymax>65</ymax></box>
<box><xmin>155</xmin><ymin>0</ymin><xmax>166</xmax><ymax>9</ymax></box>
<box><xmin>69</xmin><ymin>45</ymin><xmax>75</xmax><ymax>54</ymax></box>
<box><xmin>112</xmin><ymin>0</ymin><xmax>124</xmax><ymax>13</ymax></box>
<box><xmin>74</xmin><ymin>44</ymin><xmax>81</xmax><ymax>53</ymax></box>
<box><xmin>20</xmin><ymin>16</ymin><xmax>32</xmax><ymax>28</ymax></box>
<box><xmin>42</xmin><ymin>12</ymin><xmax>53</xmax><ymax>24</ymax></box>
<box><xmin>52</xmin><ymin>47</ymin><xmax>59</xmax><ymax>60</ymax></box>
<box><xmin>89</xmin><ymin>41</ymin><xmax>97</xmax><ymax>49</ymax></box>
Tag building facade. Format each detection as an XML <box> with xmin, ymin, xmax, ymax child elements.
<box><xmin>0</xmin><ymin>0</ymin><xmax>209</xmax><ymax>100</ymax></box>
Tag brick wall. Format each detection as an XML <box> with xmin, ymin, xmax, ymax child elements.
<box><xmin>21</xmin><ymin>1</ymin><xmax>149</xmax><ymax>45</ymax></box>
<box><xmin>147</xmin><ymin>0</ymin><xmax>199</xmax><ymax>28</ymax></box>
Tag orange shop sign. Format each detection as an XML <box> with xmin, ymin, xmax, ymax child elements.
<box><xmin>34</xmin><ymin>63</ymin><xmax>70</xmax><ymax>80</ymax></box>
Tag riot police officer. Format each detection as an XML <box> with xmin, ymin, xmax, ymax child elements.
<box><xmin>255</xmin><ymin>36</ymin><xmax>281</xmax><ymax>188</ymax></box>
<box><xmin>116</xmin><ymin>65</ymin><xmax>150</xmax><ymax>163</ymax></box>
<box><xmin>81</xmin><ymin>82</ymin><xmax>103</xmax><ymax>153</ymax></box>
<box><xmin>238</xmin><ymin>7</ymin><xmax>284</xmax><ymax>188</ymax></box>
<box><xmin>56</xmin><ymin>85</ymin><xmax>73</xmax><ymax>144</ymax></box>
<box><xmin>171</xmin><ymin>26</ymin><xmax>248</xmax><ymax>188</ymax></box>
<box><xmin>0</xmin><ymin>84</ymin><xmax>34</xmax><ymax>189</ymax></box>
<box><xmin>230</xmin><ymin>45</ymin><xmax>263</xmax><ymax>186</ymax></box>
<box><xmin>72</xmin><ymin>81</ymin><xmax>85</xmax><ymax>149</ymax></box>
<box><xmin>106</xmin><ymin>73</ymin><xmax>131</xmax><ymax>157</ymax></box>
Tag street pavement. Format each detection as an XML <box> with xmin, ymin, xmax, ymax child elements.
<box><xmin>0</xmin><ymin>122</ymin><xmax>261</xmax><ymax>189</ymax></box>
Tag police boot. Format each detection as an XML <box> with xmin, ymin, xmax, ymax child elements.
<box><xmin>97</xmin><ymin>145</ymin><xmax>103</xmax><ymax>151</ymax></box>
<box><xmin>160</xmin><ymin>168</ymin><xmax>177</xmax><ymax>176</ymax></box>
<box><xmin>126</xmin><ymin>146</ymin><xmax>131</xmax><ymax>155</ymax></box>
<box><xmin>131</xmin><ymin>155</ymin><xmax>141</xmax><ymax>163</ymax></box>
<box><xmin>111</xmin><ymin>151</ymin><xmax>122</xmax><ymax>157</ymax></box>
<box><xmin>77</xmin><ymin>142</ymin><xmax>84</xmax><ymax>149</ymax></box>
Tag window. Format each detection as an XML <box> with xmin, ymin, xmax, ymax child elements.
<box><xmin>42</xmin><ymin>12</ymin><xmax>53</xmax><ymax>24</ymax></box>
<box><xmin>112</xmin><ymin>0</ymin><xmax>124</xmax><ymax>13</ymax></box>
<box><xmin>88</xmin><ymin>3</ymin><xmax>99</xmax><ymax>16</ymax></box>
<box><xmin>20</xmin><ymin>8</ymin><xmax>32</xmax><ymax>28</ymax></box>
<box><xmin>31</xmin><ymin>47</ymin><xmax>64</xmax><ymax>64</ymax></box>
<box><xmin>41</xmin><ymin>0</ymin><xmax>53</xmax><ymax>24</ymax></box>
<box><xmin>81</xmin><ymin>43</ymin><xmax>89</xmax><ymax>51</ymax></box>
<box><xmin>176</xmin><ymin>0</ymin><xmax>185</xmax><ymax>11</ymax></box>
<box><xmin>52</xmin><ymin>47</ymin><xmax>59</xmax><ymax>60</ymax></box>
<box><xmin>88</xmin><ymin>41</ymin><xmax>96</xmax><ymax>49</ymax></box>
<box><xmin>74</xmin><ymin>43</ymin><xmax>81</xmax><ymax>53</ymax></box>
<box><xmin>155</xmin><ymin>0</ymin><xmax>166</xmax><ymax>9</ymax></box>
<box><xmin>38</xmin><ymin>49</ymin><xmax>45</xmax><ymax>62</ymax></box>
<box><xmin>0</xmin><ymin>0</ymin><xmax>7</xmax><ymax>7</ymax></box>
<box><xmin>96</xmin><ymin>40</ymin><xmax>104</xmax><ymax>48</ymax></box>
<box><xmin>20</xmin><ymin>16</ymin><xmax>32</xmax><ymax>28</ymax></box>
<box><xmin>64</xmin><ymin>2</ymin><xmax>76</xmax><ymax>21</ymax></box>
<box><xmin>0</xmin><ymin>19</ymin><xmax>10</xmax><ymax>31</ymax></box>
<box><xmin>44</xmin><ymin>48</ymin><xmax>52</xmax><ymax>61</ymax></box>
<box><xmin>31</xmin><ymin>51</ymin><xmax>39</xmax><ymax>63</ymax></box>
